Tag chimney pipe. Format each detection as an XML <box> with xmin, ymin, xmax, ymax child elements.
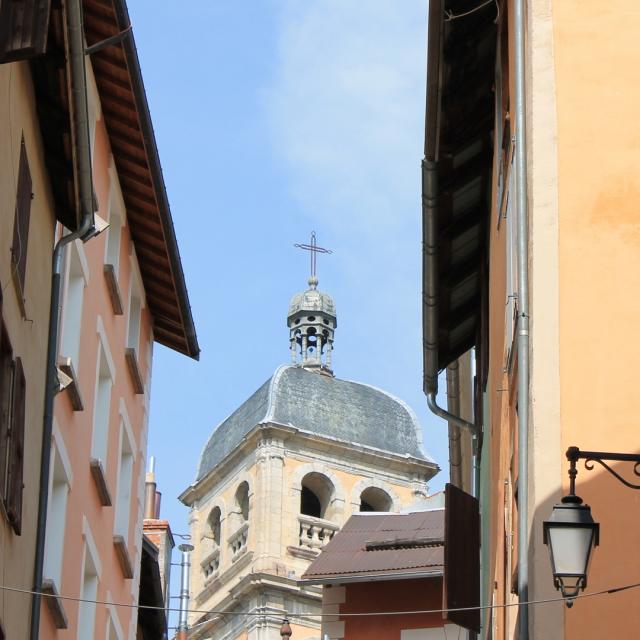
<box><xmin>144</xmin><ymin>456</ymin><xmax>157</xmax><ymax>519</ymax></box>
<box><xmin>154</xmin><ymin>490</ymin><xmax>162</xmax><ymax>519</ymax></box>
<box><xmin>177</xmin><ymin>544</ymin><xmax>194</xmax><ymax>639</ymax></box>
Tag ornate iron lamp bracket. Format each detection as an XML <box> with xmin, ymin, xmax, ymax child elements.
<box><xmin>566</xmin><ymin>446</ymin><xmax>640</xmax><ymax>492</ymax></box>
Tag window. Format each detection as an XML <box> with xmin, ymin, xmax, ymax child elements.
<box><xmin>43</xmin><ymin>444</ymin><xmax>71</xmax><ymax>587</ymax></box>
<box><xmin>359</xmin><ymin>487</ymin><xmax>392</xmax><ymax>512</ymax></box>
<box><xmin>104</xmin><ymin>167</ymin><xmax>125</xmax><ymax>315</ymax></box>
<box><xmin>59</xmin><ymin>240</ymin><xmax>89</xmax><ymax>372</ymax></box>
<box><xmin>11</xmin><ymin>135</ymin><xmax>32</xmax><ymax>309</ymax></box>
<box><xmin>0</xmin><ymin>331</ymin><xmax>25</xmax><ymax>535</ymax></box>
<box><xmin>125</xmin><ymin>261</ymin><xmax>145</xmax><ymax>393</ymax></box>
<box><xmin>235</xmin><ymin>482</ymin><xmax>249</xmax><ymax>522</ymax></box>
<box><xmin>114</xmin><ymin>424</ymin><xmax>134</xmax><ymax>541</ymax></box>
<box><xmin>300</xmin><ymin>472</ymin><xmax>334</xmax><ymax>519</ymax></box>
<box><xmin>77</xmin><ymin>547</ymin><xmax>98</xmax><ymax>640</ymax></box>
<box><xmin>90</xmin><ymin>339</ymin><xmax>114</xmax><ymax>506</ymax></box>
<box><xmin>208</xmin><ymin>506</ymin><xmax>222</xmax><ymax>546</ymax></box>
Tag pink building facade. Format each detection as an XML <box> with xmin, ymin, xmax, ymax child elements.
<box><xmin>38</xmin><ymin>2</ymin><xmax>199</xmax><ymax>638</ymax></box>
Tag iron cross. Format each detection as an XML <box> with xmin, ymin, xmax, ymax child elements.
<box><xmin>294</xmin><ymin>232</ymin><xmax>333</xmax><ymax>278</ymax></box>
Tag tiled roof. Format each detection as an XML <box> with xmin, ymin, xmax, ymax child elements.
<box><xmin>301</xmin><ymin>510</ymin><xmax>444</xmax><ymax>582</ymax></box>
<box><xmin>196</xmin><ymin>365</ymin><xmax>435</xmax><ymax>481</ymax></box>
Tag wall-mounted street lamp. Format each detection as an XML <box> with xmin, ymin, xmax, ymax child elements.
<box><xmin>543</xmin><ymin>446</ymin><xmax>640</xmax><ymax>606</ymax></box>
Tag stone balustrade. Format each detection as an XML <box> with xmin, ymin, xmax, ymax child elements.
<box><xmin>200</xmin><ymin>547</ymin><xmax>220</xmax><ymax>580</ymax></box>
<box><xmin>298</xmin><ymin>514</ymin><xmax>339</xmax><ymax>552</ymax></box>
<box><xmin>228</xmin><ymin>522</ymin><xmax>249</xmax><ymax>560</ymax></box>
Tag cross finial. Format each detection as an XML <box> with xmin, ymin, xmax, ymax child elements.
<box><xmin>294</xmin><ymin>232</ymin><xmax>332</xmax><ymax>283</ymax></box>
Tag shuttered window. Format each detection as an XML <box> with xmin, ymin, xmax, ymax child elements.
<box><xmin>11</xmin><ymin>136</ymin><xmax>32</xmax><ymax>301</ymax></box>
<box><xmin>0</xmin><ymin>0</ymin><xmax>51</xmax><ymax>62</ymax></box>
<box><xmin>0</xmin><ymin>325</ymin><xmax>13</xmax><ymax>504</ymax></box>
<box><xmin>6</xmin><ymin>356</ymin><xmax>25</xmax><ymax>535</ymax></box>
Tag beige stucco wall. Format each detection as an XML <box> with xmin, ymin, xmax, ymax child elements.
<box><xmin>0</xmin><ymin>60</ymin><xmax>55</xmax><ymax>639</ymax></box>
<box><xmin>186</xmin><ymin>426</ymin><xmax>433</xmax><ymax>639</ymax></box>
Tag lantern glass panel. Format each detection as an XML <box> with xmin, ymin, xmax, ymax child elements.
<box><xmin>548</xmin><ymin>524</ymin><xmax>594</xmax><ymax>577</ymax></box>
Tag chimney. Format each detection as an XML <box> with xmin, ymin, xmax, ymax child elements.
<box><xmin>144</xmin><ymin>456</ymin><xmax>157</xmax><ymax>519</ymax></box>
<box><xmin>176</xmin><ymin>544</ymin><xmax>194</xmax><ymax>640</ymax></box>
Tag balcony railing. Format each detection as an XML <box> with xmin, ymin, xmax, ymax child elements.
<box><xmin>228</xmin><ymin>522</ymin><xmax>249</xmax><ymax>560</ymax></box>
<box><xmin>298</xmin><ymin>514</ymin><xmax>339</xmax><ymax>552</ymax></box>
<box><xmin>200</xmin><ymin>547</ymin><xmax>220</xmax><ymax>580</ymax></box>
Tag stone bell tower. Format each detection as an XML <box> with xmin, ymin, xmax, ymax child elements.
<box><xmin>180</xmin><ymin>236</ymin><xmax>438</xmax><ymax>640</ymax></box>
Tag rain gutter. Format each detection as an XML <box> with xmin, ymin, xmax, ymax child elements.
<box><xmin>422</xmin><ymin>158</ymin><xmax>477</xmax><ymax>437</ymax></box>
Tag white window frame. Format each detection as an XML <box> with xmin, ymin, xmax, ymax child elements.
<box><xmin>105</xmin><ymin>161</ymin><xmax>125</xmax><ymax>276</ymax></box>
<box><xmin>113</xmin><ymin>416</ymin><xmax>136</xmax><ymax>543</ymax></box>
<box><xmin>43</xmin><ymin>424</ymin><xmax>73</xmax><ymax>589</ymax></box>
<box><xmin>59</xmin><ymin>239</ymin><xmax>90</xmax><ymax>372</ymax></box>
<box><xmin>126</xmin><ymin>253</ymin><xmax>146</xmax><ymax>356</ymax></box>
<box><xmin>77</xmin><ymin>518</ymin><xmax>101</xmax><ymax>640</ymax></box>
<box><xmin>91</xmin><ymin>318</ymin><xmax>116</xmax><ymax>465</ymax></box>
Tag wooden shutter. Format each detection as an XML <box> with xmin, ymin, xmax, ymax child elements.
<box><xmin>0</xmin><ymin>328</ymin><xmax>13</xmax><ymax>503</ymax></box>
<box><xmin>6</xmin><ymin>357</ymin><xmax>25</xmax><ymax>535</ymax></box>
<box><xmin>0</xmin><ymin>0</ymin><xmax>51</xmax><ymax>62</ymax></box>
<box><xmin>445</xmin><ymin>482</ymin><xmax>480</xmax><ymax>632</ymax></box>
<box><xmin>11</xmin><ymin>136</ymin><xmax>32</xmax><ymax>299</ymax></box>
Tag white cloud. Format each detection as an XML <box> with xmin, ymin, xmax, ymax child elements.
<box><xmin>266</xmin><ymin>0</ymin><xmax>428</xmax><ymax>237</ymax></box>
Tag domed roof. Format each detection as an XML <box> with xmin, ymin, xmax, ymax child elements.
<box><xmin>197</xmin><ymin>365</ymin><xmax>434</xmax><ymax>481</ymax></box>
<box><xmin>288</xmin><ymin>277</ymin><xmax>336</xmax><ymax>320</ymax></box>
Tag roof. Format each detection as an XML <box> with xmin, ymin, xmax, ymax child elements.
<box><xmin>30</xmin><ymin>0</ymin><xmax>199</xmax><ymax>358</ymax></box>
<box><xmin>301</xmin><ymin>510</ymin><xmax>444</xmax><ymax>583</ymax></box>
<box><xmin>196</xmin><ymin>365</ymin><xmax>435</xmax><ymax>481</ymax></box>
<box><xmin>422</xmin><ymin>0</ymin><xmax>496</xmax><ymax>389</ymax></box>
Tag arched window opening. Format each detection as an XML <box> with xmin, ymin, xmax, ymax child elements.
<box><xmin>208</xmin><ymin>506</ymin><xmax>221</xmax><ymax>546</ymax></box>
<box><xmin>235</xmin><ymin>481</ymin><xmax>249</xmax><ymax>521</ymax></box>
<box><xmin>300</xmin><ymin>472</ymin><xmax>334</xmax><ymax>520</ymax></box>
<box><xmin>359</xmin><ymin>487</ymin><xmax>392</xmax><ymax>512</ymax></box>
<box><xmin>301</xmin><ymin>486</ymin><xmax>322</xmax><ymax>518</ymax></box>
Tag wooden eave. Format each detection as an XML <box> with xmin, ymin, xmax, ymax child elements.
<box><xmin>83</xmin><ymin>0</ymin><xmax>199</xmax><ymax>359</ymax></box>
<box><xmin>423</xmin><ymin>0</ymin><xmax>495</xmax><ymax>373</ymax></box>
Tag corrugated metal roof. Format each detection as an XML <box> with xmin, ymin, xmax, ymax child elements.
<box><xmin>302</xmin><ymin>510</ymin><xmax>444</xmax><ymax>582</ymax></box>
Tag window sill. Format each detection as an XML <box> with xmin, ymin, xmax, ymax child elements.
<box><xmin>42</xmin><ymin>578</ymin><xmax>68</xmax><ymax>629</ymax></box>
<box><xmin>103</xmin><ymin>264</ymin><xmax>123</xmax><ymax>315</ymax></box>
<box><xmin>125</xmin><ymin>348</ymin><xmax>144</xmax><ymax>394</ymax></box>
<box><xmin>57</xmin><ymin>357</ymin><xmax>84</xmax><ymax>411</ymax></box>
<box><xmin>89</xmin><ymin>458</ymin><xmax>112</xmax><ymax>506</ymax></box>
<box><xmin>113</xmin><ymin>534</ymin><xmax>134</xmax><ymax>579</ymax></box>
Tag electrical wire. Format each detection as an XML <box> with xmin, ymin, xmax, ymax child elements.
<box><xmin>444</xmin><ymin>0</ymin><xmax>498</xmax><ymax>22</ymax></box>
<box><xmin>0</xmin><ymin>580</ymin><xmax>638</xmax><ymax>620</ymax></box>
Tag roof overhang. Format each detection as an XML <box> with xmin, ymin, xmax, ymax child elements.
<box><xmin>422</xmin><ymin>0</ymin><xmax>496</xmax><ymax>392</ymax></box>
<box><xmin>298</xmin><ymin>569</ymin><xmax>444</xmax><ymax>587</ymax></box>
<box><xmin>30</xmin><ymin>0</ymin><xmax>199</xmax><ymax>358</ymax></box>
<box><xmin>84</xmin><ymin>0</ymin><xmax>199</xmax><ymax>358</ymax></box>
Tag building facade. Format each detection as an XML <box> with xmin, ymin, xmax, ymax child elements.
<box><xmin>181</xmin><ymin>276</ymin><xmax>438</xmax><ymax>639</ymax></box>
<box><xmin>302</xmin><ymin>510</ymin><xmax>467</xmax><ymax>640</ymax></box>
<box><xmin>0</xmin><ymin>47</ymin><xmax>58</xmax><ymax>640</ymax></box>
<box><xmin>423</xmin><ymin>1</ymin><xmax>640</xmax><ymax>639</ymax></box>
<box><xmin>35</xmin><ymin>1</ymin><xmax>199</xmax><ymax>639</ymax></box>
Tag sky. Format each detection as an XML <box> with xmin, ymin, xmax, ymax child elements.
<box><xmin>127</xmin><ymin>0</ymin><xmax>448</xmax><ymax>608</ymax></box>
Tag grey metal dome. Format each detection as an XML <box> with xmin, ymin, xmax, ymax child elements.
<box><xmin>287</xmin><ymin>277</ymin><xmax>337</xmax><ymax>319</ymax></box>
<box><xmin>197</xmin><ymin>365</ymin><xmax>434</xmax><ymax>481</ymax></box>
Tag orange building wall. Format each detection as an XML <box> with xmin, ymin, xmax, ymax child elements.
<box><xmin>40</xmin><ymin>111</ymin><xmax>153</xmax><ymax>639</ymax></box>
<box><xmin>553</xmin><ymin>1</ymin><xmax>640</xmax><ymax>637</ymax></box>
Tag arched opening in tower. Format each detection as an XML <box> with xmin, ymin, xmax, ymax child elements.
<box><xmin>359</xmin><ymin>487</ymin><xmax>392</xmax><ymax>512</ymax></box>
<box><xmin>300</xmin><ymin>486</ymin><xmax>322</xmax><ymax>518</ymax></box>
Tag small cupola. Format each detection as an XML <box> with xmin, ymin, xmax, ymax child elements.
<box><xmin>288</xmin><ymin>233</ymin><xmax>336</xmax><ymax>375</ymax></box>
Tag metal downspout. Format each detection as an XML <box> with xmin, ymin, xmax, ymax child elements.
<box><xmin>514</xmin><ymin>0</ymin><xmax>530</xmax><ymax>637</ymax></box>
<box><xmin>446</xmin><ymin>362</ymin><xmax>463</xmax><ymax>488</ymax></box>
<box><xmin>30</xmin><ymin>0</ymin><xmax>95</xmax><ymax>637</ymax></box>
<box><xmin>423</xmin><ymin>159</ymin><xmax>476</xmax><ymax>436</ymax></box>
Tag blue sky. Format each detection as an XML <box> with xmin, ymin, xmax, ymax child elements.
<box><xmin>128</xmin><ymin>0</ymin><xmax>448</xmax><ymax>555</ymax></box>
